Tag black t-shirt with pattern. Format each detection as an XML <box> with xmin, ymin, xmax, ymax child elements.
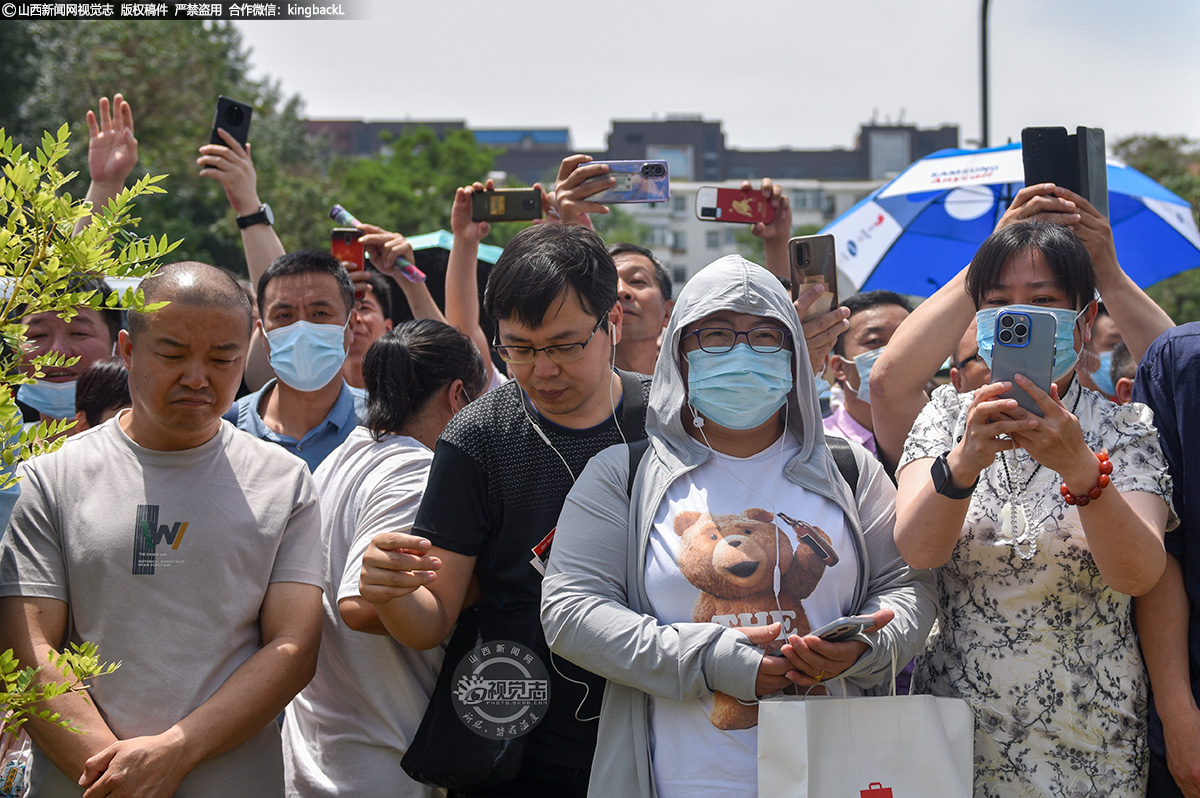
<box><xmin>413</xmin><ymin>371</ymin><xmax>651</xmax><ymax>770</ymax></box>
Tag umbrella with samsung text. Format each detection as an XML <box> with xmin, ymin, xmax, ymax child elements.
<box><xmin>824</xmin><ymin>143</ymin><xmax>1200</xmax><ymax>297</ymax></box>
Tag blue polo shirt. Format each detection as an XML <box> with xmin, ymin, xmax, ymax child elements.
<box><xmin>1134</xmin><ymin>323</ymin><xmax>1200</xmax><ymax>759</ymax></box>
<box><xmin>223</xmin><ymin>379</ymin><xmax>366</xmax><ymax>471</ymax></box>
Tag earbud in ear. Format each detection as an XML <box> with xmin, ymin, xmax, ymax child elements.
<box><xmin>693</xmin><ymin>415</ymin><xmax>705</xmax><ymax>428</ymax></box>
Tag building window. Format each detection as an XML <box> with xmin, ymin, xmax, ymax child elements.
<box><xmin>724</xmin><ymin>229</ymin><xmax>738</xmax><ymax>245</ymax></box>
<box><xmin>672</xmin><ymin>266</ymin><xmax>688</xmax><ymax>284</ymax></box>
<box><xmin>673</xmin><ymin>195</ymin><xmax>687</xmax><ymax>213</ymax></box>
<box><xmin>706</xmin><ymin>231</ymin><xmax>720</xmax><ymax>249</ymax></box>
<box><xmin>672</xmin><ymin>231</ymin><xmax>687</xmax><ymax>252</ymax></box>
<box><xmin>792</xmin><ymin>189</ymin><xmax>827</xmax><ymax>210</ymax></box>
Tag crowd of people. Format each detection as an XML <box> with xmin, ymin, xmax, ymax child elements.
<box><xmin>0</xmin><ymin>92</ymin><xmax>1196</xmax><ymax>798</ymax></box>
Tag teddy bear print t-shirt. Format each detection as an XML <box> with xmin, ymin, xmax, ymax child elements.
<box><xmin>644</xmin><ymin>430</ymin><xmax>858</xmax><ymax>798</ymax></box>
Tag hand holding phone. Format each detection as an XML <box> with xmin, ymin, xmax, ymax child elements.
<box><xmin>582</xmin><ymin>160</ymin><xmax>670</xmax><ymax>204</ymax></box>
<box><xmin>788</xmin><ymin>234</ymin><xmax>838</xmax><ymax>322</ymax></box>
<box><xmin>810</xmin><ymin>615</ymin><xmax>877</xmax><ymax>642</ymax></box>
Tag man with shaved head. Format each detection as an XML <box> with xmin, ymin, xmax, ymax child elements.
<box><xmin>0</xmin><ymin>262</ymin><xmax>323</xmax><ymax>796</ymax></box>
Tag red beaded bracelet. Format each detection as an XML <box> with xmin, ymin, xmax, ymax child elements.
<box><xmin>1060</xmin><ymin>451</ymin><xmax>1113</xmax><ymax>506</ymax></box>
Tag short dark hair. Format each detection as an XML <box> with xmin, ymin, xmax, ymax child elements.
<box><xmin>608</xmin><ymin>242</ymin><xmax>672</xmax><ymax>302</ymax></box>
<box><xmin>965</xmin><ymin>221</ymin><xmax>1096</xmax><ymax>312</ymax></box>
<box><xmin>362</xmin><ymin>319</ymin><xmax>487</xmax><ymax>440</ymax></box>
<box><xmin>484</xmin><ymin>224</ymin><xmax>618</xmax><ymax>328</ymax></box>
<box><xmin>75</xmin><ymin>356</ymin><xmax>130</xmax><ymax>427</ymax></box>
<box><xmin>1110</xmin><ymin>340</ymin><xmax>1135</xmax><ymax>383</ymax></box>
<box><xmin>128</xmin><ymin>261</ymin><xmax>254</xmax><ymax>342</ymax></box>
<box><xmin>257</xmin><ymin>250</ymin><xmax>355</xmax><ymax>318</ymax></box>
<box><xmin>833</xmin><ymin>290</ymin><xmax>913</xmax><ymax>356</ymax></box>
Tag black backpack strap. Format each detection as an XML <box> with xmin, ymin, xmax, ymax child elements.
<box><xmin>826</xmin><ymin>435</ymin><xmax>861</xmax><ymax>495</ymax></box>
<box><xmin>618</xmin><ymin>369</ymin><xmax>647</xmax><ymax>433</ymax></box>
<box><xmin>626</xmin><ymin>438</ymin><xmax>650</xmax><ymax>498</ymax></box>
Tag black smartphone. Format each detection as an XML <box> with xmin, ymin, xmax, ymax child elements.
<box><xmin>788</xmin><ymin>234</ymin><xmax>838</xmax><ymax>322</ymax></box>
<box><xmin>1022</xmin><ymin>126</ymin><xmax>1108</xmax><ymax>217</ymax></box>
<box><xmin>210</xmin><ymin>96</ymin><xmax>253</xmax><ymax>149</ymax></box>
<box><xmin>989</xmin><ymin>307</ymin><xmax>1056</xmax><ymax>417</ymax></box>
<box><xmin>471</xmin><ymin>188</ymin><xmax>543</xmax><ymax>222</ymax></box>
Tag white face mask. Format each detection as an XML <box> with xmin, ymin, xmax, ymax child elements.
<box><xmin>19</xmin><ymin>380</ymin><xmax>78</xmax><ymax>420</ymax></box>
<box><xmin>835</xmin><ymin>346</ymin><xmax>886</xmax><ymax>405</ymax></box>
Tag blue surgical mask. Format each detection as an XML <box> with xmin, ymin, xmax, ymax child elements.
<box><xmin>18</xmin><ymin>379</ymin><xmax>77</xmax><ymax>420</ymax></box>
<box><xmin>686</xmin><ymin>344</ymin><xmax>793</xmax><ymax>430</ymax></box>
<box><xmin>1092</xmin><ymin>350</ymin><xmax>1116</xmax><ymax>396</ymax></box>
<box><xmin>976</xmin><ymin>305</ymin><xmax>1087</xmax><ymax>382</ymax></box>
<box><xmin>838</xmin><ymin>346</ymin><xmax>885</xmax><ymax>404</ymax></box>
<box><xmin>265</xmin><ymin>320</ymin><xmax>348</xmax><ymax>392</ymax></box>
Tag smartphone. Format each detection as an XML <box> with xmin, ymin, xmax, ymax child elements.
<box><xmin>1022</xmin><ymin>126</ymin><xmax>1109</xmax><ymax>217</ymax></box>
<box><xmin>470</xmin><ymin>188</ymin><xmax>543</xmax><ymax>222</ymax></box>
<box><xmin>788</xmin><ymin>234</ymin><xmax>838</xmax><ymax>321</ymax></box>
<box><xmin>209</xmin><ymin>96</ymin><xmax>253</xmax><ymax>149</ymax></box>
<box><xmin>811</xmin><ymin>615</ymin><xmax>876</xmax><ymax>642</ymax></box>
<box><xmin>331</xmin><ymin>228</ymin><xmax>364</xmax><ymax>271</ymax></box>
<box><xmin>584</xmin><ymin>160</ymin><xmax>670</xmax><ymax>204</ymax></box>
<box><xmin>695</xmin><ymin>187</ymin><xmax>776</xmax><ymax>225</ymax></box>
<box><xmin>989</xmin><ymin>307</ymin><xmax>1056</xmax><ymax>417</ymax></box>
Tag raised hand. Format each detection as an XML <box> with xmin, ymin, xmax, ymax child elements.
<box><xmin>85</xmin><ymin>94</ymin><xmax>139</xmax><ymax>191</ymax></box>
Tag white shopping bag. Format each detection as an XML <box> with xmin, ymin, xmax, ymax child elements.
<box><xmin>758</xmin><ymin>692</ymin><xmax>973</xmax><ymax>797</ymax></box>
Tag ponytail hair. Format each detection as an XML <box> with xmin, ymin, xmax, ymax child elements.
<box><xmin>362</xmin><ymin>319</ymin><xmax>488</xmax><ymax>440</ymax></box>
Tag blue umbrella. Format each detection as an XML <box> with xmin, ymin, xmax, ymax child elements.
<box><xmin>824</xmin><ymin>143</ymin><xmax>1200</xmax><ymax>297</ymax></box>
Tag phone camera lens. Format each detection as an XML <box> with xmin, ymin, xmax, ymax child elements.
<box><xmin>1014</xmin><ymin>323</ymin><xmax>1029</xmax><ymax>337</ymax></box>
<box><xmin>1000</xmin><ymin>315</ymin><xmax>1015</xmax><ymax>328</ymax></box>
<box><xmin>522</xmin><ymin>199</ymin><xmax>536</xmax><ymax>210</ymax></box>
<box><xmin>225</xmin><ymin>106</ymin><xmax>245</xmax><ymax>126</ymax></box>
<box><xmin>998</xmin><ymin>329</ymin><xmax>1014</xmax><ymax>344</ymax></box>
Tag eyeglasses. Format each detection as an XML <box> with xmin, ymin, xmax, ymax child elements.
<box><xmin>494</xmin><ymin>317</ymin><xmax>607</xmax><ymax>365</ymax></box>
<box><xmin>953</xmin><ymin>353</ymin><xmax>983</xmax><ymax>370</ymax></box>
<box><xmin>685</xmin><ymin>327</ymin><xmax>791</xmax><ymax>354</ymax></box>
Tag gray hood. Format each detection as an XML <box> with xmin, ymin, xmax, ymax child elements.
<box><xmin>648</xmin><ymin>254</ymin><xmax>837</xmax><ymax>486</ymax></box>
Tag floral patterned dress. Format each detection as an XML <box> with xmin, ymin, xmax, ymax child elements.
<box><xmin>899</xmin><ymin>381</ymin><xmax>1176</xmax><ymax>798</ymax></box>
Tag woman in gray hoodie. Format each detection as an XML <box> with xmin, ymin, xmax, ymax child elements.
<box><xmin>541</xmin><ymin>254</ymin><xmax>936</xmax><ymax>796</ymax></box>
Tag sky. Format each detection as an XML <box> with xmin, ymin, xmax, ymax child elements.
<box><xmin>235</xmin><ymin>0</ymin><xmax>1200</xmax><ymax>154</ymax></box>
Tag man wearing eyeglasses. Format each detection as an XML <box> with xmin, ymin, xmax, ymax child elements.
<box><xmin>356</xmin><ymin>223</ymin><xmax>651</xmax><ymax>796</ymax></box>
<box><xmin>948</xmin><ymin>319</ymin><xmax>991</xmax><ymax>394</ymax></box>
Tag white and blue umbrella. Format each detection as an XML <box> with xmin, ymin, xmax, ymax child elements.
<box><xmin>825</xmin><ymin>143</ymin><xmax>1200</xmax><ymax>297</ymax></box>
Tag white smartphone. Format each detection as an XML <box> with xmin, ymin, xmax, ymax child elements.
<box><xmin>810</xmin><ymin>614</ymin><xmax>875</xmax><ymax>642</ymax></box>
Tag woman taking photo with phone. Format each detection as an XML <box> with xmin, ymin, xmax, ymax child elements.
<box><xmin>894</xmin><ymin>221</ymin><xmax>1175</xmax><ymax>796</ymax></box>
<box><xmin>541</xmin><ymin>254</ymin><xmax>935</xmax><ymax>797</ymax></box>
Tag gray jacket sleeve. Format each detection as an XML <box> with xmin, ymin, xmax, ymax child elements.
<box><xmin>836</xmin><ymin>445</ymin><xmax>937</xmax><ymax>690</ymax></box>
<box><xmin>541</xmin><ymin>445</ymin><xmax>764</xmax><ymax>703</ymax></box>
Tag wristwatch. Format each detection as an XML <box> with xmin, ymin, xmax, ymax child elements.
<box><xmin>236</xmin><ymin>203</ymin><xmax>274</xmax><ymax>229</ymax></box>
<box><xmin>931</xmin><ymin>451</ymin><xmax>977</xmax><ymax>500</ymax></box>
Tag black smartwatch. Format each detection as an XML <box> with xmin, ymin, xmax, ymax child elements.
<box><xmin>931</xmin><ymin>451</ymin><xmax>976</xmax><ymax>499</ymax></box>
<box><xmin>236</xmin><ymin>203</ymin><xmax>274</xmax><ymax>229</ymax></box>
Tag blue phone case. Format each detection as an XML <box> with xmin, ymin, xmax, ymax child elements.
<box><xmin>990</xmin><ymin>308</ymin><xmax>1056</xmax><ymax>416</ymax></box>
<box><xmin>586</xmin><ymin>160</ymin><xmax>670</xmax><ymax>204</ymax></box>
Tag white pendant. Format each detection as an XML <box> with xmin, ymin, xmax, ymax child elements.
<box><xmin>999</xmin><ymin>501</ymin><xmax>1028</xmax><ymax>540</ymax></box>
